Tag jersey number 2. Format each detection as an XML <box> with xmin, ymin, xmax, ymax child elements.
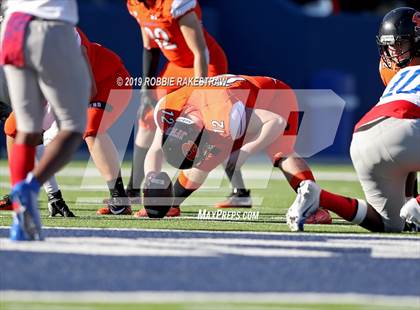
<box><xmin>144</xmin><ymin>27</ymin><xmax>177</xmax><ymax>50</ymax></box>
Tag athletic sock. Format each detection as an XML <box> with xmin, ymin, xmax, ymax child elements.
<box><xmin>10</xmin><ymin>143</ymin><xmax>36</xmax><ymax>186</ymax></box>
<box><xmin>320</xmin><ymin>189</ymin><xmax>367</xmax><ymax>224</ymax></box>
<box><xmin>107</xmin><ymin>173</ymin><xmax>127</xmax><ymax>198</ymax></box>
<box><xmin>232</xmin><ymin>188</ymin><xmax>250</xmax><ymax>197</ymax></box>
<box><xmin>127</xmin><ymin>145</ymin><xmax>148</xmax><ymax>191</ymax></box>
<box><xmin>289</xmin><ymin>170</ymin><xmax>315</xmax><ymax>192</ymax></box>
<box><xmin>35</xmin><ymin>144</ymin><xmax>60</xmax><ymax>195</ymax></box>
<box><xmin>172</xmin><ymin>171</ymin><xmax>200</xmax><ymax>207</ymax></box>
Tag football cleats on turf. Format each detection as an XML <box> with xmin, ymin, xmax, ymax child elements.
<box><xmin>47</xmin><ymin>190</ymin><xmax>75</xmax><ymax>217</ymax></box>
<box><xmin>286</xmin><ymin>180</ymin><xmax>321</xmax><ymax>232</ymax></box>
<box><xmin>215</xmin><ymin>189</ymin><xmax>252</xmax><ymax>209</ymax></box>
<box><xmin>96</xmin><ymin>197</ymin><xmax>132</xmax><ymax>215</ymax></box>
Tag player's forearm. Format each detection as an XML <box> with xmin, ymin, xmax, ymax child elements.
<box><xmin>193</xmin><ymin>52</ymin><xmax>208</xmax><ymax>78</ymax></box>
<box><xmin>144</xmin><ymin>148</ymin><xmax>163</xmax><ymax>176</ymax></box>
<box><xmin>241</xmin><ymin>118</ymin><xmax>286</xmax><ymax>155</ymax></box>
<box><xmin>179</xmin><ymin>12</ymin><xmax>208</xmax><ymax>78</ymax></box>
<box><xmin>142</xmin><ymin>47</ymin><xmax>160</xmax><ymax>88</ymax></box>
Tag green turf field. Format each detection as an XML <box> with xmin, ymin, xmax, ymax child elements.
<box><xmin>1</xmin><ymin>301</ymin><xmax>417</xmax><ymax>310</ymax></box>
<box><xmin>0</xmin><ymin>160</ymin><xmax>372</xmax><ymax>233</ymax></box>
<box><xmin>1</xmin><ymin>160</ymin><xmax>419</xmax><ymax>310</ymax></box>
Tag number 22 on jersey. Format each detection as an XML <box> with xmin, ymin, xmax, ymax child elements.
<box><xmin>144</xmin><ymin>27</ymin><xmax>177</xmax><ymax>50</ymax></box>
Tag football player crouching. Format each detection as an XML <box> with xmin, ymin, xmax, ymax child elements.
<box><xmin>138</xmin><ymin>74</ymin><xmax>332</xmax><ymax>225</ymax></box>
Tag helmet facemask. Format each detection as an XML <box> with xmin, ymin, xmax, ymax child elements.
<box><xmin>377</xmin><ymin>36</ymin><xmax>416</xmax><ymax>68</ymax></box>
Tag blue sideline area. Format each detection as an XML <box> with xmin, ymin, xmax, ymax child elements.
<box><xmin>1</xmin><ymin>228</ymin><xmax>419</xmax><ymax>297</ymax></box>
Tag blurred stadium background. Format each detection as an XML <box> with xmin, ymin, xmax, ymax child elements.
<box><xmin>2</xmin><ymin>0</ymin><xmax>419</xmax><ymax>159</ymax></box>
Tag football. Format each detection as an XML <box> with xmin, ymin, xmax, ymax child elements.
<box><xmin>142</xmin><ymin>172</ymin><xmax>174</xmax><ymax>218</ymax></box>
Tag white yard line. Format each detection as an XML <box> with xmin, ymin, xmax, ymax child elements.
<box><xmin>0</xmin><ymin>229</ymin><xmax>419</xmax><ymax>259</ymax></box>
<box><xmin>0</xmin><ymin>291</ymin><xmax>419</xmax><ymax>307</ymax></box>
<box><xmin>1</xmin><ymin>226</ymin><xmax>418</xmax><ymax>239</ymax></box>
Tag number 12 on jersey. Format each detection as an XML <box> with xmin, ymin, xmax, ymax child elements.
<box><xmin>382</xmin><ymin>68</ymin><xmax>420</xmax><ymax>98</ymax></box>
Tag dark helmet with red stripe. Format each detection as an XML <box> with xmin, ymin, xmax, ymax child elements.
<box><xmin>162</xmin><ymin>117</ymin><xmax>206</xmax><ymax>169</ymax></box>
<box><xmin>162</xmin><ymin>117</ymin><xmax>218</xmax><ymax>169</ymax></box>
<box><xmin>377</xmin><ymin>7</ymin><xmax>420</xmax><ymax>68</ymax></box>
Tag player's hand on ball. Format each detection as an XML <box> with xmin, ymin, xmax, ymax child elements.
<box><xmin>142</xmin><ymin>172</ymin><xmax>174</xmax><ymax>218</ymax></box>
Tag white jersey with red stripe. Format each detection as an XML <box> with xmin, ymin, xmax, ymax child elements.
<box><xmin>379</xmin><ymin>65</ymin><xmax>420</xmax><ymax>106</ymax></box>
<box><xmin>3</xmin><ymin>0</ymin><xmax>78</xmax><ymax>24</ymax></box>
<box><xmin>355</xmin><ymin>65</ymin><xmax>420</xmax><ymax>131</ymax></box>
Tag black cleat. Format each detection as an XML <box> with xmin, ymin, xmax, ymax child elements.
<box><xmin>215</xmin><ymin>189</ymin><xmax>252</xmax><ymax>208</ymax></box>
<box><xmin>47</xmin><ymin>190</ymin><xmax>75</xmax><ymax>217</ymax></box>
<box><xmin>404</xmin><ymin>221</ymin><xmax>419</xmax><ymax>232</ymax></box>
<box><xmin>126</xmin><ymin>188</ymin><xmax>142</xmax><ymax>205</ymax></box>
<box><xmin>97</xmin><ymin>197</ymin><xmax>132</xmax><ymax>215</ymax></box>
<box><xmin>0</xmin><ymin>195</ymin><xmax>13</xmax><ymax>211</ymax></box>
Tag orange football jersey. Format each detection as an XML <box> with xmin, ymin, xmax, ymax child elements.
<box><xmin>155</xmin><ymin>75</ymin><xmax>298</xmax><ymax>170</ymax></box>
<box><xmin>77</xmin><ymin>29</ymin><xmax>125</xmax><ymax>83</ymax></box>
<box><xmin>127</xmin><ymin>0</ymin><xmax>221</xmax><ymax>67</ymax></box>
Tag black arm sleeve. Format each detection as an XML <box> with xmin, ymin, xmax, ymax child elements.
<box><xmin>142</xmin><ymin>47</ymin><xmax>161</xmax><ymax>87</ymax></box>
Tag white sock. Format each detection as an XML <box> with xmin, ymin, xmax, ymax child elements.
<box><xmin>35</xmin><ymin>144</ymin><xmax>60</xmax><ymax>195</ymax></box>
<box><xmin>351</xmin><ymin>199</ymin><xmax>368</xmax><ymax>225</ymax></box>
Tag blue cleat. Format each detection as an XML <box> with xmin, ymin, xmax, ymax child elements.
<box><xmin>9</xmin><ymin>173</ymin><xmax>43</xmax><ymax>241</ymax></box>
<box><xmin>10</xmin><ymin>216</ymin><xmax>28</xmax><ymax>241</ymax></box>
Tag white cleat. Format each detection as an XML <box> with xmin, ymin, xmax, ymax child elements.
<box><xmin>400</xmin><ymin>198</ymin><xmax>420</xmax><ymax>227</ymax></box>
<box><xmin>286</xmin><ymin>180</ymin><xmax>321</xmax><ymax>232</ymax></box>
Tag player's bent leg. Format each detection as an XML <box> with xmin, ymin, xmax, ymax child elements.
<box><xmin>127</xmin><ymin>123</ymin><xmax>155</xmax><ymax>202</ymax></box>
<box><xmin>351</xmin><ymin>118</ymin><xmax>420</xmax><ymax>232</ymax></box>
<box><xmin>216</xmin><ymin>160</ymin><xmax>252</xmax><ymax>208</ymax></box>
<box><xmin>320</xmin><ymin>189</ymin><xmax>384</xmax><ymax>232</ymax></box>
<box><xmin>9</xmin><ymin>133</ymin><xmax>43</xmax><ymax>240</ymax></box>
<box><xmin>287</xmin><ymin>180</ymin><xmax>384</xmax><ymax>232</ymax></box>
<box><xmin>1</xmin><ymin>120</ymin><xmax>33</xmax><ymax>212</ymax></box>
<box><xmin>85</xmin><ymin>133</ymin><xmax>132</xmax><ymax>215</ymax></box>
<box><xmin>6</xmin><ymin>135</ymin><xmax>14</xmax><ymax>164</ymax></box>
<box><xmin>33</xmin><ymin>22</ymin><xmax>89</xmax><ymax>184</ymax></box>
